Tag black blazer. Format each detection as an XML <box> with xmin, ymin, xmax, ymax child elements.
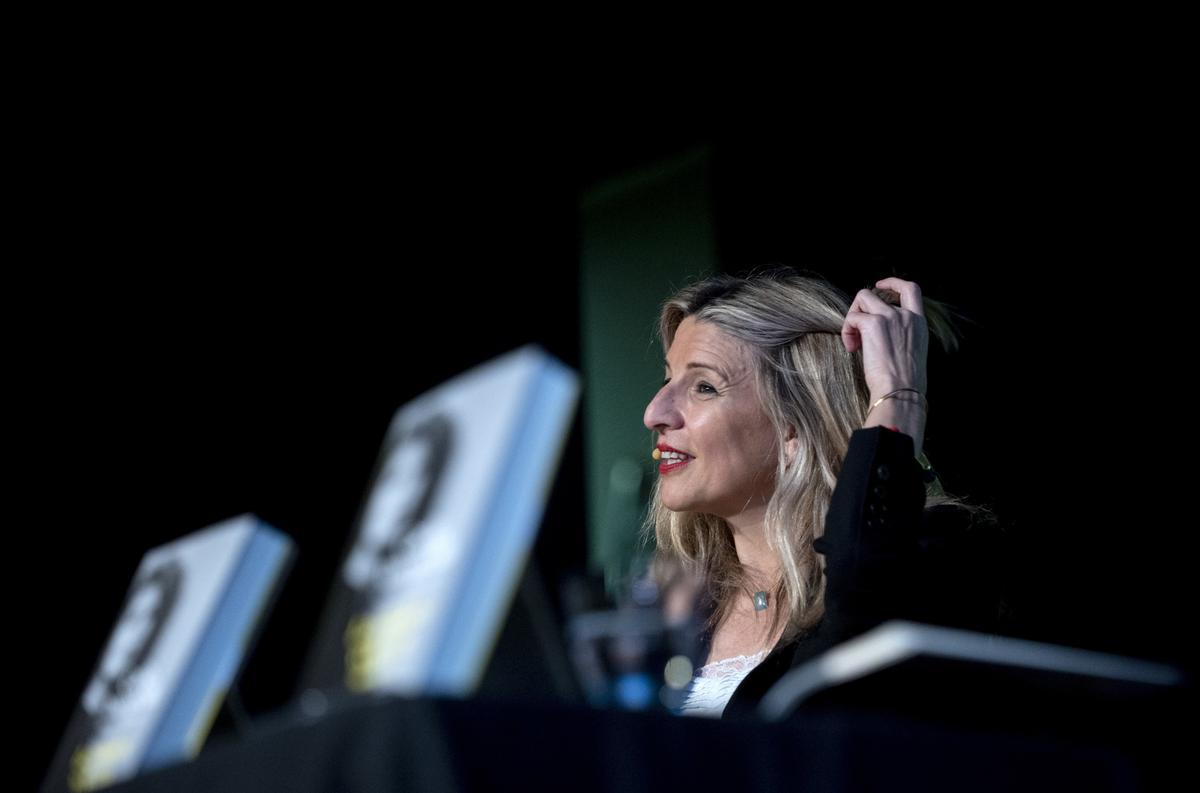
<box><xmin>722</xmin><ymin>426</ymin><xmax>1009</xmax><ymax>719</ymax></box>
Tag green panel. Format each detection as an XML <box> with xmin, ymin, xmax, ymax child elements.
<box><xmin>579</xmin><ymin>147</ymin><xmax>716</xmax><ymax>600</ymax></box>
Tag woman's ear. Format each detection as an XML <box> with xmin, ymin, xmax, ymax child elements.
<box><xmin>784</xmin><ymin>425</ymin><xmax>798</xmax><ymax>467</ymax></box>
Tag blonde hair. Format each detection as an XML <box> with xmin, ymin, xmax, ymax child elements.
<box><xmin>640</xmin><ymin>267</ymin><xmax>986</xmax><ymax>647</ymax></box>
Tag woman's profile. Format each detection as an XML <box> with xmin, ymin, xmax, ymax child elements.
<box><xmin>640</xmin><ymin>268</ymin><xmax>1009</xmax><ymax>718</ymax></box>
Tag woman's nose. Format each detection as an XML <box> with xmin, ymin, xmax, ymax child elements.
<box><xmin>643</xmin><ymin>386</ymin><xmax>679</xmax><ymax>432</ymax></box>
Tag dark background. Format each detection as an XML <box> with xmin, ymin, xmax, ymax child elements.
<box><xmin>21</xmin><ymin>94</ymin><xmax>1187</xmax><ymax>788</ymax></box>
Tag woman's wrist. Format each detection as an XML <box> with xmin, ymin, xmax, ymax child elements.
<box><xmin>862</xmin><ymin>396</ymin><xmax>926</xmax><ymax>458</ymax></box>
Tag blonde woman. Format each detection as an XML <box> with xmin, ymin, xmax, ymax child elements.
<box><xmin>642</xmin><ymin>269</ymin><xmax>1006</xmax><ymax>718</ymax></box>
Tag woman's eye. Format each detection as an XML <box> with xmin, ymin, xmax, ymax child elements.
<box><xmin>660</xmin><ymin>378</ymin><xmax>716</xmax><ymax>395</ymax></box>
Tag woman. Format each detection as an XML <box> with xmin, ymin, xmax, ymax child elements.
<box><xmin>641</xmin><ymin>269</ymin><xmax>1006</xmax><ymax>719</ymax></box>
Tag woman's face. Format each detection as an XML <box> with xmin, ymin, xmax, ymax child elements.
<box><xmin>643</xmin><ymin>316</ymin><xmax>782</xmax><ymax>519</ymax></box>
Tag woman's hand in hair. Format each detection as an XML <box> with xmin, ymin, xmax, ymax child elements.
<box><xmin>843</xmin><ymin>277</ymin><xmax>929</xmax><ymax>453</ymax></box>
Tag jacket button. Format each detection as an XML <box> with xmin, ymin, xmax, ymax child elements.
<box><xmin>876</xmin><ymin>464</ymin><xmax>891</xmax><ymax>481</ymax></box>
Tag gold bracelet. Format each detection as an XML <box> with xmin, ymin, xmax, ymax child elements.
<box><xmin>867</xmin><ymin>387</ymin><xmax>928</xmax><ymax>416</ymax></box>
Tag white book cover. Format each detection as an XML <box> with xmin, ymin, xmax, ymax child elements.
<box><xmin>303</xmin><ymin>344</ymin><xmax>579</xmax><ymax>698</ymax></box>
<box><xmin>42</xmin><ymin>515</ymin><xmax>293</xmax><ymax>793</ymax></box>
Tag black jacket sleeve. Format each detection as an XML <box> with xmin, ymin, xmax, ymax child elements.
<box><xmin>722</xmin><ymin>426</ymin><xmax>1009</xmax><ymax>719</ymax></box>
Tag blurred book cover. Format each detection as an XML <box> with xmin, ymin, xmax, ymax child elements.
<box><xmin>301</xmin><ymin>344</ymin><xmax>580</xmax><ymax>699</ymax></box>
<box><xmin>41</xmin><ymin>515</ymin><xmax>294</xmax><ymax>793</ymax></box>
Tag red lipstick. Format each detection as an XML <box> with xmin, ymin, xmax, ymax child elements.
<box><xmin>654</xmin><ymin>443</ymin><xmax>694</xmax><ymax>474</ymax></box>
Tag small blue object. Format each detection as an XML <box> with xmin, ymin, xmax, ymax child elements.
<box><xmin>614</xmin><ymin>673</ymin><xmax>655</xmax><ymax>710</ymax></box>
<box><xmin>753</xmin><ymin>591</ymin><xmax>769</xmax><ymax>611</ymax></box>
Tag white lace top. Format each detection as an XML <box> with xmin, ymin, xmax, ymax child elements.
<box><xmin>677</xmin><ymin>649</ymin><xmax>770</xmax><ymax>718</ymax></box>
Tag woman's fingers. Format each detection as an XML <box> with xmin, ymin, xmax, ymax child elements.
<box><xmin>874</xmin><ymin>277</ymin><xmax>924</xmax><ymax>317</ymax></box>
<box><xmin>843</xmin><ymin>279</ymin><xmax>926</xmax><ymax>352</ymax></box>
<box><xmin>854</xmin><ymin>287</ymin><xmax>901</xmax><ymax>315</ymax></box>
<box><xmin>842</xmin><ymin>287</ymin><xmax>898</xmax><ymax>352</ymax></box>
<box><xmin>841</xmin><ymin>309</ymin><xmax>877</xmax><ymax>353</ymax></box>
<box><xmin>842</xmin><ymin>278</ymin><xmax>929</xmax><ymax>396</ymax></box>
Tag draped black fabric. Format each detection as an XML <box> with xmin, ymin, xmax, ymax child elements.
<box><xmin>102</xmin><ymin>694</ymin><xmax>1162</xmax><ymax>793</ymax></box>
